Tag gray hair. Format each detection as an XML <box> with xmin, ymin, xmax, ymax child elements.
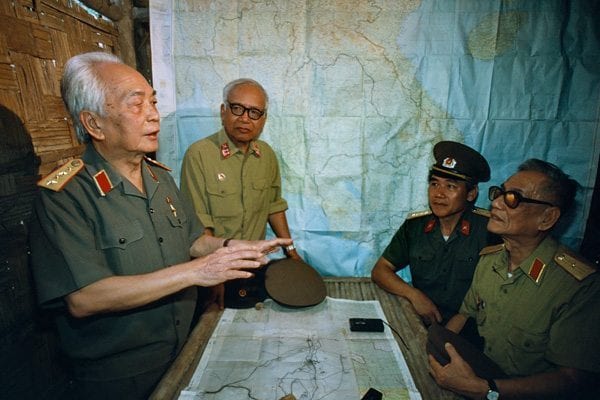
<box><xmin>222</xmin><ymin>78</ymin><xmax>269</xmax><ymax>111</ymax></box>
<box><xmin>517</xmin><ymin>159</ymin><xmax>579</xmax><ymax>215</ymax></box>
<box><xmin>60</xmin><ymin>52</ymin><xmax>123</xmax><ymax>143</ymax></box>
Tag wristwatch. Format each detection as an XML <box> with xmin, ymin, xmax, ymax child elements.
<box><xmin>486</xmin><ymin>378</ymin><xmax>499</xmax><ymax>400</ymax></box>
<box><xmin>283</xmin><ymin>244</ymin><xmax>296</xmax><ymax>254</ymax></box>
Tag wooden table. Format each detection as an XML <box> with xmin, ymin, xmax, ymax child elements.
<box><xmin>150</xmin><ymin>278</ymin><xmax>461</xmax><ymax>400</ymax></box>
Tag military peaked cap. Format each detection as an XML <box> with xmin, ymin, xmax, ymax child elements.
<box><xmin>431</xmin><ymin>141</ymin><xmax>490</xmax><ymax>183</ymax></box>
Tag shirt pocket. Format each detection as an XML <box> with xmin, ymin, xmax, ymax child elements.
<box><xmin>506</xmin><ymin>326</ymin><xmax>549</xmax><ymax>374</ymax></box>
<box><xmin>97</xmin><ymin>220</ymin><xmax>144</xmax><ymax>250</ymax></box>
<box><xmin>248</xmin><ymin>178</ymin><xmax>270</xmax><ymax>212</ymax></box>
<box><xmin>455</xmin><ymin>255</ymin><xmax>479</xmax><ymax>280</ymax></box>
<box><xmin>206</xmin><ymin>183</ymin><xmax>240</xmax><ymax>217</ymax></box>
<box><xmin>410</xmin><ymin>252</ymin><xmax>436</xmax><ymax>285</ymax></box>
<box><xmin>96</xmin><ymin>220</ymin><xmax>148</xmax><ymax>274</ymax></box>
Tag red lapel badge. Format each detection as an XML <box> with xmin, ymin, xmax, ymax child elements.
<box><xmin>93</xmin><ymin>170</ymin><xmax>113</xmax><ymax>196</ymax></box>
<box><xmin>252</xmin><ymin>142</ymin><xmax>261</xmax><ymax>158</ymax></box>
<box><xmin>528</xmin><ymin>258</ymin><xmax>546</xmax><ymax>283</ymax></box>
<box><xmin>424</xmin><ymin>218</ymin><xmax>436</xmax><ymax>233</ymax></box>
<box><xmin>221</xmin><ymin>143</ymin><xmax>231</xmax><ymax>159</ymax></box>
<box><xmin>460</xmin><ymin>220</ymin><xmax>471</xmax><ymax>236</ymax></box>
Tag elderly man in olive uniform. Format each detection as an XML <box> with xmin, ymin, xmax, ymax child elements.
<box><xmin>29</xmin><ymin>52</ymin><xmax>290</xmax><ymax>400</ymax></box>
<box><xmin>180</xmin><ymin>79</ymin><xmax>301</xmax><ymax>306</ymax></box>
<box><xmin>372</xmin><ymin>141</ymin><xmax>499</xmax><ymax>330</ymax></box>
<box><xmin>430</xmin><ymin>159</ymin><xmax>599</xmax><ymax>399</ymax></box>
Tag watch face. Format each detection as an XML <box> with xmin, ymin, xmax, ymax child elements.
<box><xmin>486</xmin><ymin>390</ymin><xmax>500</xmax><ymax>400</ymax></box>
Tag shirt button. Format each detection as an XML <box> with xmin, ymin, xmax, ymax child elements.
<box><xmin>119</xmin><ymin>238</ymin><xmax>126</xmax><ymax>244</ymax></box>
<box><xmin>175</xmin><ymin>319</ymin><xmax>180</xmax><ymax>326</ymax></box>
<box><xmin>149</xmin><ymin>208</ymin><xmax>155</xmax><ymax>214</ymax></box>
<box><xmin>158</xmin><ymin>237</ymin><xmax>164</xmax><ymax>243</ymax></box>
<box><xmin>503</xmin><ymin>289</ymin><xmax>508</xmax><ymax>294</ymax></box>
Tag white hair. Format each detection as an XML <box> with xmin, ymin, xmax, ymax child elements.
<box><xmin>60</xmin><ymin>51</ymin><xmax>122</xmax><ymax>143</ymax></box>
<box><xmin>222</xmin><ymin>78</ymin><xmax>269</xmax><ymax>111</ymax></box>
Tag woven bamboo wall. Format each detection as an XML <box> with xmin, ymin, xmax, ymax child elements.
<box><xmin>0</xmin><ymin>1</ymin><xmax>125</xmax><ymax>398</ymax></box>
<box><xmin>0</xmin><ymin>0</ymin><xmax>122</xmax><ymax>175</ymax></box>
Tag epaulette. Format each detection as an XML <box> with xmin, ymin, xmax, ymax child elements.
<box><xmin>554</xmin><ymin>248</ymin><xmax>596</xmax><ymax>281</ymax></box>
<box><xmin>472</xmin><ymin>207</ymin><xmax>491</xmax><ymax>217</ymax></box>
<box><xmin>144</xmin><ymin>156</ymin><xmax>172</xmax><ymax>171</ymax></box>
<box><xmin>407</xmin><ymin>210</ymin><xmax>432</xmax><ymax>220</ymax></box>
<box><xmin>37</xmin><ymin>159</ymin><xmax>84</xmax><ymax>192</ymax></box>
<box><xmin>479</xmin><ymin>243</ymin><xmax>504</xmax><ymax>256</ymax></box>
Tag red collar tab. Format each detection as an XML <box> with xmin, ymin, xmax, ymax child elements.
<box><xmin>221</xmin><ymin>142</ymin><xmax>231</xmax><ymax>159</ymax></box>
<box><xmin>93</xmin><ymin>170</ymin><xmax>114</xmax><ymax>196</ymax></box>
<box><xmin>251</xmin><ymin>142</ymin><xmax>261</xmax><ymax>158</ymax></box>
<box><xmin>424</xmin><ymin>218</ymin><xmax>436</xmax><ymax>233</ymax></box>
<box><xmin>460</xmin><ymin>219</ymin><xmax>471</xmax><ymax>236</ymax></box>
<box><xmin>528</xmin><ymin>258</ymin><xmax>546</xmax><ymax>283</ymax></box>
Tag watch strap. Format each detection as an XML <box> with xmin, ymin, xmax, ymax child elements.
<box><xmin>486</xmin><ymin>378</ymin><xmax>499</xmax><ymax>400</ymax></box>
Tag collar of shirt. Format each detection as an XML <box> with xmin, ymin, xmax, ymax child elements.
<box><xmin>82</xmin><ymin>144</ymin><xmax>157</xmax><ymax>199</ymax></box>
<box><xmin>515</xmin><ymin>236</ymin><xmax>559</xmax><ymax>284</ymax></box>
<box><xmin>216</xmin><ymin>128</ymin><xmax>261</xmax><ymax>159</ymax></box>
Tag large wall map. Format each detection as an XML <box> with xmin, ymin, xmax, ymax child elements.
<box><xmin>151</xmin><ymin>0</ymin><xmax>600</xmax><ymax>277</ymax></box>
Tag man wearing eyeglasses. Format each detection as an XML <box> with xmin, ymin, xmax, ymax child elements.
<box><xmin>430</xmin><ymin>159</ymin><xmax>599</xmax><ymax>399</ymax></box>
<box><xmin>180</xmin><ymin>79</ymin><xmax>300</xmax><ymax>307</ymax></box>
<box><xmin>372</xmin><ymin>141</ymin><xmax>499</xmax><ymax>335</ymax></box>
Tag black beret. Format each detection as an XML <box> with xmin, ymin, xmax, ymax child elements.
<box><xmin>431</xmin><ymin>141</ymin><xmax>490</xmax><ymax>183</ymax></box>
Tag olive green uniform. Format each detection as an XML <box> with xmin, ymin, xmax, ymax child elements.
<box><xmin>460</xmin><ymin>237</ymin><xmax>600</xmax><ymax>376</ymax></box>
<box><xmin>382</xmin><ymin>207</ymin><xmax>498</xmax><ymax>320</ymax></box>
<box><xmin>30</xmin><ymin>144</ymin><xmax>202</xmax><ymax>384</ymax></box>
<box><xmin>180</xmin><ymin>129</ymin><xmax>288</xmax><ymax>240</ymax></box>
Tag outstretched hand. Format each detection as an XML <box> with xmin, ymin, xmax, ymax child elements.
<box><xmin>189</xmin><ymin>243</ymin><xmax>270</xmax><ymax>287</ymax></box>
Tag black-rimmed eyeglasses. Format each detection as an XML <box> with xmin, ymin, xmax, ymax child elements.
<box><xmin>226</xmin><ymin>102</ymin><xmax>265</xmax><ymax>120</ymax></box>
<box><xmin>488</xmin><ymin>186</ymin><xmax>555</xmax><ymax>209</ymax></box>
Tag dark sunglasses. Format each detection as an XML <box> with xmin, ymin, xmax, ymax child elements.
<box><xmin>488</xmin><ymin>186</ymin><xmax>555</xmax><ymax>209</ymax></box>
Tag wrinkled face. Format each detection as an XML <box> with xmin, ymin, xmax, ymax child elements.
<box><xmin>220</xmin><ymin>83</ymin><xmax>267</xmax><ymax>150</ymax></box>
<box><xmin>487</xmin><ymin>171</ymin><xmax>555</xmax><ymax>237</ymax></box>
<box><xmin>428</xmin><ymin>175</ymin><xmax>476</xmax><ymax>219</ymax></box>
<box><xmin>92</xmin><ymin>63</ymin><xmax>160</xmax><ymax>157</ymax></box>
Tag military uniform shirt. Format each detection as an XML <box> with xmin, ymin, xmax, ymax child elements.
<box><xmin>382</xmin><ymin>207</ymin><xmax>497</xmax><ymax>319</ymax></box>
<box><xmin>180</xmin><ymin>128</ymin><xmax>288</xmax><ymax>240</ymax></box>
<box><xmin>460</xmin><ymin>237</ymin><xmax>600</xmax><ymax>376</ymax></box>
<box><xmin>30</xmin><ymin>144</ymin><xmax>203</xmax><ymax>380</ymax></box>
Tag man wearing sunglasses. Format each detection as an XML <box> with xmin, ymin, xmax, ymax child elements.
<box><xmin>430</xmin><ymin>159</ymin><xmax>599</xmax><ymax>399</ymax></box>
<box><xmin>181</xmin><ymin>79</ymin><xmax>300</xmax><ymax>308</ymax></box>
<box><xmin>372</xmin><ymin>141</ymin><xmax>499</xmax><ymax>335</ymax></box>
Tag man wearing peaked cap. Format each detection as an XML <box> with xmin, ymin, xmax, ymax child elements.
<box><xmin>372</xmin><ymin>140</ymin><xmax>500</xmax><ymax>338</ymax></box>
<box><xmin>430</xmin><ymin>159</ymin><xmax>599</xmax><ymax>398</ymax></box>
